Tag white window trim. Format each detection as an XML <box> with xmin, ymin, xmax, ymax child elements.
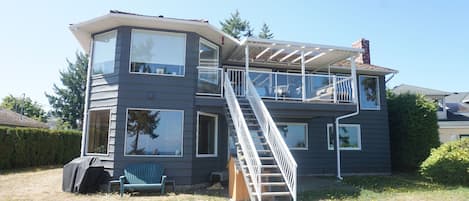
<box><xmin>85</xmin><ymin>108</ymin><xmax>112</xmax><ymax>156</ymax></box>
<box><xmin>128</xmin><ymin>29</ymin><xmax>187</xmax><ymax>77</ymax></box>
<box><xmin>196</xmin><ymin>112</ymin><xmax>219</xmax><ymax>158</ymax></box>
<box><xmin>198</xmin><ymin>37</ymin><xmax>219</xmax><ymax>68</ymax></box>
<box><xmin>327</xmin><ymin>123</ymin><xmax>362</xmax><ymax>151</ymax></box>
<box><xmin>91</xmin><ymin>30</ymin><xmax>117</xmax><ymax>77</ymax></box>
<box><xmin>124</xmin><ymin>108</ymin><xmax>184</xmax><ymax>158</ymax></box>
<box><xmin>276</xmin><ymin>122</ymin><xmax>308</xmax><ymax>150</ymax></box>
<box><xmin>359</xmin><ymin>75</ymin><xmax>381</xmax><ymax>111</ymax></box>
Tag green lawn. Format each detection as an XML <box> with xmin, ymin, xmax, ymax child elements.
<box><xmin>1</xmin><ymin>167</ymin><xmax>467</xmax><ymax>201</ymax></box>
<box><xmin>299</xmin><ymin>174</ymin><xmax>469</xmax><ymax>201</ymax></box>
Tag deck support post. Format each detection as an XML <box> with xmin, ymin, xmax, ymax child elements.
<box><xmin>301</xmin><ymin>50</ymin><xmax>305</xmax><ymax>101</ymax></box>
<box><xmin>245</xmin><ymin>45</ymin><xmax>249</xmax><ymax>95</ymax></box>
<box><xmin>351</xmin><ymin>57</ymin><xmax>357</xmax><ymax>103</ymax></box>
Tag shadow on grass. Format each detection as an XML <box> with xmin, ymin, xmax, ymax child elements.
<box><xmin>298</xmin><ymin>173</ymin><xmax>464</xmax><ymax>200</ymax></box>
<box><xmin>122</xmin><ymin>183</ymin><xmax>229</xmax><ymax>200</ymax></box>
<box><xmin>343</xmin><ymin>173</ymin><xmax>460</xmax><ymax>193</ymax></box>
<box><xmin>298</xmin><ymin>176</ymin><xmax>361</xmax><ymax>200</ymax></box>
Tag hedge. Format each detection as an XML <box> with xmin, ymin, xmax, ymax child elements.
<box><xmin>387</xmin><ymin>92</ymin><xmax>440</xmax><ymax>172</ymax></box>
<box><xmin>0</xmin><ymin>126</ymin><xmax>81</xmax><ymax>170</ymax></box>
<box><xmin>420</xmin><ymin>138</ymin><xmax>469</xmax><ymax>185</ymax></box>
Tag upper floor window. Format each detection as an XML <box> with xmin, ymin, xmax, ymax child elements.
<box><xmin>359</xmin><ymin>75</ymin><xmax>380</xmax><ymax>110</ymax></box>
<box><xmin>199</xmin><ymin>38</ymin><xmax>219</xmax><ymax>67</ymax></box>
<box><xmin>130</xmin><ymin>29</ymin><xmax>186</xmax><ymax>77</ymax></box>
<box><xmin>92</xmin><ymin>30</ymin><xmax>117</xmax><ymax>75</ymax></box>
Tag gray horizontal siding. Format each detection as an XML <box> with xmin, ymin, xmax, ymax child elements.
<box><xmin>191</xmin><ymin>106</ymin><xmax>229</xmax><ymax>184</ymax></box>
<box><xmin>111</xmin><ymin>27</ymin><xmax>199</xmax><ymax>185</ymax></box>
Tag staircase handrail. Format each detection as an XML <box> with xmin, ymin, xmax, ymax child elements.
<box><xmin>224</xmin><ymin>72</ymin><xmax>262</xmax><ymax>201</ymax></box>
<box><xmin>246</xmin><ymin>76</ymin><xmax>298</xmax><ymax>201</ymax></box>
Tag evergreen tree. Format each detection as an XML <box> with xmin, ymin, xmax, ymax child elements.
<box><xmin>1</xmin><ymin>94</ymin><xmax>47</xmax><ymax>122</ymax></box>
<box><xmin>258</xmin><ymin>23</ymin><xmax>274</xmax><ymax>39</ymax></box>
<box><xmin>46</xmin><ymin>52</ymin><xmax>88</xmax><ymax>130</ymax></box>
<box><xmin>220</xmin><ymin>10</ymin><xmax>251</xmax><ymax>39</ymax></box>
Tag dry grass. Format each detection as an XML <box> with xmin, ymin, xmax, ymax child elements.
<box><xmin>0</xmin><ymin>168</ymin><xmax>228</xmax><ymax>201</ymax></box>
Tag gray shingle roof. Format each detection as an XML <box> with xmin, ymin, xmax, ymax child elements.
<box><xmin>0</xmin><ymin>109</ymin><xmax>48</xmax><ymax>128</ymax></box>
<box><xmin>391</xmin><ymin>84</ymin><xmax>450</xmax><ymax>96</ymax></box>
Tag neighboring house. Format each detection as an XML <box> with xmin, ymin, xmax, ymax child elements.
<box><xmin>392</xmin><ymin>84</ymin><xmax>469</xmax><ymax>142</ymax></box>
<box><xmin>70</xmin><ymin>10</ymin><xmax>397</xmax><ymax>200</ymax></box>
<box><xmin>0</xmin><ymin>108</ymin><xmax>48</xmax><ymax>128</ymax></box>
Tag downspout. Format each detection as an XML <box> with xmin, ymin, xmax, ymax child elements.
<box><xmin>80</xmin><ymin>36</ymin><xmax>94</xmax><ymax>157</ymax></box>
<box><xmin>335</xmin><ymin>57</ymin><xmax>359</xmax><ymax>180</ymax></box>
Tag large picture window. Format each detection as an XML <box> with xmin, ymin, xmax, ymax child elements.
<box><xmin>92</xmin><ymin>30</ymin><xmax>117</xmax><ymax>75</ymax></box>
<box><xmin>130</xmin><ymin>29</ymin><xmax>186</xmax><ymax>76</ymax></box>
<box><xmin>125</xmin><ymin>109</ymin><xmax>184</xmax><ymax>157</ymax></box>
<box><xmin>359</xmin><ymin>75</ymin><xmax>380</xmax><ymax>110</ymax></box>
<box><xmin>196</xmin><ymin>112</ymin><xmax>218</xmax><ymax>157</ymax></box>
<box><xmin>277</xmin><ymin>123</ymin><xmax>308</xmax><ymax>150</ymax></box>
<box><xmin>327</xmin><ymin>124</ymin><xmax>361</xmax><ymax>150</ymax></box>
<box><xmin>86</xmin><ymin>109</ymin><xmax>110</xmax><ymax>154</ymax></box>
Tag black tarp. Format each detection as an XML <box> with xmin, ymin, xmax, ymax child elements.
<box><xmin>62</xmin><ymin>156</ymin><xmax>108</xmax><ymax>193</ymax></box>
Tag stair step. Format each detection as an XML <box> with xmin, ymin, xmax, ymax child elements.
<box><xmin>261</xmin><ymin>192</ymin><xmax>291</xmax><ymax>196</ymax></box>
<box><xmin>246</xmin><ymin>173</ymin><xmax>282</xmax><ymax>177</ymax></box>
<box><xmin>257</xmin><ymin>150</ymin><xmax>271</xmax><ymax>152</ymax></box>
<box><xmin>261</xmin><ymin>165</ymin><xmax>278</xmax><ymax>168</ymax></box>
<box><xmin>259</xmin><ymin>157</ymin><xmax>274</xmax><ymax>160</ymax></box>
<box><xmin>249</xmin><ymin>182</ymin><xmax>286</xmax><ymax>186</ymax></box>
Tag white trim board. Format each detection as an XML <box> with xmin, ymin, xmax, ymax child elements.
<box><xmin>196</xmin><ymin>111</ymin><xmax>219</xmax><ymax>158</ymax></box>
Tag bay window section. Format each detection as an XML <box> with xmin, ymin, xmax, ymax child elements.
<box><xmin>92</xmin><ymin>30</ymin><xmax>117</xmax><ymax>75</ymax></box>
<box><xmin>327</xmin><ymin>124</ymin><xmax>361</xmax><ymax>150</ymax></box>
<box><xmin>125</xmin><ymin>109</ymin><xmax>184</xmax><ymax>157</ymax></box>
<box><xmin>130</xmin><ymin>30</ymin><xmax>186</xmax><ymax>76</ymax></box>
<box><xmin>359</xmin><ymin>75</ymin><xmax>380</xmax><ymax>110</ymax></box>
<box><xmin>196</xmin><ymin>112</ymin><xmax>218</xmax><ymax>157</ymax></box>
<box><xmin>86</xmin><ymin>109</ymin><xmax>110</xmax><ymax>154</ymax></box>
<box><xmin>277</xmin><ymin>123</ymin><xmax>308</xmax><ymax>150</ymax></box>
<box><xmin>197</xmin><ymin>38</ymin><xmax>221</xmax><ymax>95</ymax></box>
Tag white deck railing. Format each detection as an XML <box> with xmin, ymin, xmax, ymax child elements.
<box><xmin>246</xmin><ymin>76</ymin><xmax>298</xmax><ymax>201</ymax></box>
<box><xmin>224</xmin><ymin>72</ymin><xmax>262</xmax><ymax>201</ymax></box>
<box><xmin>223</xmin><ymin>69</ymin><xmax>354</xmax><ymax>103</ymax></box>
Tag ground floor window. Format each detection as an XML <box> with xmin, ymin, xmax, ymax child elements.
<box><xmin>86</xmin><ymin>109</ymin><xmax>110</xmax><ymax>154</ymax></box>
<box><xmin>327</xmin><ymin>124</ymin><xmax>361</xmax><ymax>150</ymax></box>
<box><xmin>125</xmin><ymin>108</ymin><xmax>184</xmax><ymax>157</ymax></box>
<box><xmin>277</xmin><ymin>122</ymin><xmax>308</xmax><ymax>150</ymax></box>
<box><xmin>196</xmin><ymin>112</ymin><xmax>218</xmax><ymax>157</ymax></box>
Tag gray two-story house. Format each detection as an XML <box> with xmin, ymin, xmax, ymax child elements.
<box><xmin>70</xmin><ymin>10</ymin><xmax>397</xmax><ymax>200</ymax></box>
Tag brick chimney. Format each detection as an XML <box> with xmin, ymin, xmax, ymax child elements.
<box><xmin>352</xmin><ymin>38</ymin><xmax>370</xmax><ymax>64</ymax></box>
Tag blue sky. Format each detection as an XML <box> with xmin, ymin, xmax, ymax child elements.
<box><xmin>1</xmin><ymin>0</ymin><xmax>468</xmax><ymax>110</ymax></box>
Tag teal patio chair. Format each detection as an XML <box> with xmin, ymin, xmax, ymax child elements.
<box><xmin>119</xmin><ymin>163</ymin><xmax>167</xmax><ymax>196</ymax></box>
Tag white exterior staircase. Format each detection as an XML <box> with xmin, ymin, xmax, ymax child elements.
<box><xmin>224</xmin><ymin>73</ymin><xmax>297</xmax><ymax>201</ymax></box>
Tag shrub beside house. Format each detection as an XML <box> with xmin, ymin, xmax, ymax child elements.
<box><xmin>387</xmin><ymin>92</ymin><xmax>440</xmax><ymax>172</ymax></box>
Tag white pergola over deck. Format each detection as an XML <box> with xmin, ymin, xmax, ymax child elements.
<box><xmin>225</xmin><ymin>37</ymin><xmax>363</xmax><ymax>102</ymax></box>
<box><xmin>226</xmin><ymin>37</ymin><xmax>363</xmax><ymax>69</ymax></box>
